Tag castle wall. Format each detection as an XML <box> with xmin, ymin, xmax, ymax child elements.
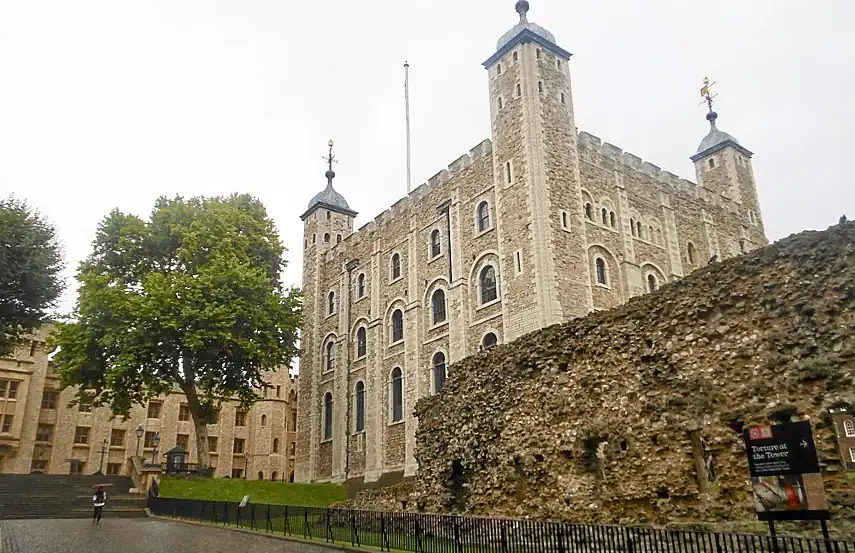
<box><xmin>411</xmin><ymin>223</ymin><xmax>855</xmax><ymax>524</ymax></box>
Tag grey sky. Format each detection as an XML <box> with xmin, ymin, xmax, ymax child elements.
<box><xmin>2</xmin><ymin>0</ymin><xmax>853</xmax><ymax>314</ymax></box>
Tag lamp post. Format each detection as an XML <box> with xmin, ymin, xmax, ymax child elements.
<box><xmin>96</xmin><ymin>439</ymin><xmax>108</xmax><ymax>475</ymax></box>
<box><xmin>135</xmin><ymin>424</ymin><xmax>144</xmax><ymax>458</ymax></box>
<box><xmin>151</xmin><ymin>432</ymin><xmax>160</xmax><ymax>465</ymax></box>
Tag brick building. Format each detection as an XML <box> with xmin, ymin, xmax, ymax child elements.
<box><xmin>296</xmin><ymin>1</ymin><xmax>768</xmax><ymax>485</ymax></box>
<box><xmin>831</xmin><ymin>407</ymin><xmax>855</xmax><ymax>471</ymax></box>
<box><xmin>0</xmin><ymin>325</ymin><xmax>298</xmax><ymax>480</ymax></box>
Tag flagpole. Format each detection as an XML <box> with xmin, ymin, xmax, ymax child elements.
<box><xmin>405</xmin><ymin>61</ymin><xmax>412</xmax><ymax>195</ymax></box>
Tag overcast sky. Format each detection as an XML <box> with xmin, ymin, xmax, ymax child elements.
<box><xmin>2</xmin><ymin>0</ymin><xmax>853</xmax><ymax>315</ymax></box>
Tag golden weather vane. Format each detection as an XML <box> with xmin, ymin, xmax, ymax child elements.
<box><xmin>700</xmin><ymin>77</ymin><xmax>718</xmax><ymax>112</ymax></box>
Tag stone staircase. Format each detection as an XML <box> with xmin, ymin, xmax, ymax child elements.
<box><xmin>0</xmin><ymin>474</ymin><xmax>148</xmax><ymax>519</ymax></box>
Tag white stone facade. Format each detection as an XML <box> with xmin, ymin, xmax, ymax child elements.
<box><xmin>296</xmin><ymin>4</ymin><xmax>767</xmax><ymax>485</ymax></box>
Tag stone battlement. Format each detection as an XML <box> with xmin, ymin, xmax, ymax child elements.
<box><xmin>577</xmin><ymin>130</ymin><xmax>742</xmax><ymax>216</ymax></box>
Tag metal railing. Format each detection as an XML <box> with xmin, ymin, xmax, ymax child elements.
<box><xmin>147</xmin><ymin>496</ymin><xmax>855</xmax><ymax>553</ymax></box>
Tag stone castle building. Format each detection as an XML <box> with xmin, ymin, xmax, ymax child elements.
<box><xmin>0</xmin><ymin>325</ymin><xmax>298</xmax><ymax>480</ymax></box>
<box><xmin>296</xmin><ymin>1</ymin><xmax>768</xmax><ymax>485</ymax></box>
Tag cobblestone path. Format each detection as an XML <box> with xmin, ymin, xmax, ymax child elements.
<box><xmin>0</xmin><ymin>518</ymin><xmax>333</xmax><ymax>553</ymax></box>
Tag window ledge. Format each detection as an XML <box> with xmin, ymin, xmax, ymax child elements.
<box><xmin>320</xmin><ymin>438</ymin><xmax>333</xmax><ymax>445</ymax></box>
<box><xmin>388</xmin><ymin>420</ymin><xmax>406</xmax><ymax>428</ymax></box>
<box><xmin>354</xmin><ymin>295</ymin><xmax>368</xmax><ymax>304</ymax></box>
<box><xmin>475</xmin><ymin>227</ymin><xmax>494</xmax><ymax>239</ymax></box>
<box><xmin>428</xmin><ymin>254</ymin><xmax>443</xmax><ymax>264</ymax></box>
<box><xmin>594</xmin><ymin>283</ymin><xmax>611</xmax><ymax>290</ymax></box>
<box><xmin>354</xmin><ymin>355</ymin><xmax>367</xmax><ymax>362</ymax></box>
<box><xmin>388</xmin><ymin>339</ymin><xmax>404</xmax><ymax>348</ymax></box>
<box><xmin>429</xmin><ymin>320</ymin><xmax>449</xmax><ymax>331</ymax></box>
<box><xmin>476</xmin><ymin>298</ymin><xmax>501</xmax><ymax>312</ymax></box>
<box><xmin>325</xmin><ymin>312</ymin><xmax>337</xmax><ymax>320</ymax></box>
<box><xmin>72</xmin><ymin>443</ymin><xmax>90</xmax><ymax>448</ymax></box>
<box><xmin>389</xmin><ymin>276</ymin><xmax>404</xmax><ymax>285</ymax></box>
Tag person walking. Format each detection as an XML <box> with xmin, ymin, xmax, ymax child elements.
<box><xmin>92</xmin><ymin>485</ymin><xmax>106</xmax><ymax>524</ymax></box>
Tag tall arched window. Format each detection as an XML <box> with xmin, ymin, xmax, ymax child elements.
<box><xmin>687</xmin><ymin>242</ymin><xmax>696</xmax><ymax>264</ymax></box>
<box><xmin>261</xmin><ymin>414</ymin><xmax>267</xmax><ymax>427</ymax></box>
<box><xmin>357</xmin><ymin>273</ymin><xmax>366</xmax><ymax>298</ymax></box>
<box><xmin>391</xmin><ymin>309</ymin><xmax>404</xmax><ymax>343</ymax></box>
<box><xmin>610</xmin><ymin>212</ymin><xmax>617</xmax><ymax>228</ymax></box>
<box><xmin>431</xmin><ymin>289</ymin><xmax>447</xmax><ymax>324</ymax></box>
<box><xmin>355</xmin><ymin>381</ymin><xmax>365</xmax><ymax>433</ymax></box>
<box><xmin>601</xmin><ymin>208</ymin><xmax>608</xmax><ymax>225</ymax></box>
<box><xmin>322</xmin><ymin>392</ymin><xmax>333</xmax><ymax>441</ymax></box>
<box><xmin>324</xmin><ymin>233</ymin><xmax>330</xmax><ymax>243</ymax></box>
<box><xmin>635</xmin><ymin>221</ymin><xmax>643</xmax><ymax>239</ymax></box>
<box><xmin>482</xmin><ymin>332</ymin><xmax>498</xmax><ymax>350</ymax></box>
<box><xmin>273</xmin><ymin>438</ymin><xmax>279</xmax><ymax>453</ymax></box>
<box><xmin>272</xmin><ymin>471</ymin><xmax>278</xmax><ymax>481</ymax></box>
<box><xmin>328</xmin><ymin>291</ymin><xmax>335</xmax><ymax>315</ymax></box>
<box><xmin>356</xmin><ymin>327</ymin><xmax>367</xmax><ymax>358</ymax></box>
<box><xmin>432</xmin><ymin>352</ymin><xmax>447</xmax><ymax>394</ymax></box>
<box><xmin>595</xmin><ymin>258</ymin><xmax>608</xmax><ymax>285</ymax></box>
<box><xmin>480</xmin><ymin>266</ymin><xmax>498</xmax><ymax>304</ymax></box>
<box><xmin>647</xmin><ymin>274</ymin><xmax>658</xmax><ymax>293</ymax></box>
<box><xmin>391</xmin><ymin>253</ymin><xmax>401</xmax><ymax>280</ymax></box>
<box><xmin>325</xmin><ymin>340</ymin><xmax>336</xmax><ymax>372</ymax></box>
<box><xmin>390</xmin><ymin>368</ymin><xmax>403</xmax><ymax>422</ymax></box>
<box><xmin>630</xmin><ymin>218</ymin><xmax>636</xmax><ymax>236</ymax></box>
<box><xmin>844</xmin><ymin>419</ymin><xmax>855</xmax><ymax>437</ymax></box>
<box><xmin>477</xmin><ymin>201</ymin><xmax>491</xmax><ymax>232</ymax></box>
<box><xmin>585</xmin><ymin>203</ymin><xmax>594</xmax><ymax>220</ymax></box>
<box><xmin>430</xmin><ymin>230</ymin><xmax>442</xmax><ymax>258</ymax></box>
<box><xmin>336</xmin><ymin>234</ymin><xmax>342</xmax><ymax>244</ymax></box>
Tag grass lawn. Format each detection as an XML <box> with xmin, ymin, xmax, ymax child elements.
<box><xmin>158</xmin><ymin>476</ymin><xmax>346</xmax><ymax>507</ymax></box>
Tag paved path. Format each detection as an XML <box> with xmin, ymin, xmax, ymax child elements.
<box><xmin>0</xmin><ymin>518</ymin><xmax>334</xmax><ymax>553</ymax></box>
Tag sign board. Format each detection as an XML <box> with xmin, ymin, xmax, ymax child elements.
<box><xmin>743</xmin><ymin>421</ymin><xmax>830</xmax><ymax>521</ymax></box>
<box><xmin>239</xmin><ymin>495</ymin><xmax>250</xmax><ymax>508</ymax></box>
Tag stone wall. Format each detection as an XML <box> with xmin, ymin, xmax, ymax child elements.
<box><xmin>411</xmin><ymin>222</ymin><xmax>855</xmax><ymax>524</ymax></box>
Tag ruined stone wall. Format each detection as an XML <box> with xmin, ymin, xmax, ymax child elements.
<box><xmin>412</xmin><ymin>222</ymin><xmax>855</xmax><ymax>524</ymax></box>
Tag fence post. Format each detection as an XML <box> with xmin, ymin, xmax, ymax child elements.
<box><xmin>303</xmin><ymin>508</ymin><xmax>309</xmax><ymax>539</ymax></box>
<box><xmin>415</xmin><ymin>519</ymin><xmax>423</xmax><ymax>553</ymax></box>
<box><xmin>326</xmin><ymin>508</ymin><xmax>333</xmax><ymax>543</ymax></box>
<box><xmin>453</xmin><ymin>517</ymin><xmax>463</xmax><ymax>553</ymax></box>
<box><xmin>556</xmin><ymin>524</ymin><xmax>566</xmax><ymax>553</ymax></box>
<box><xmin>250</xmin><ymin>504</ymin><xmax>256</xmax><ymax>530</ymax></box>
<box><xmin>501</xmin><ymin>522</ymin><xmax>509</xmax><ymax>553</ymax></box>
<box><xmin>266</xmin><ymin>504</ymin><xmax>272</xmax><ymax>533</ymax></box>
<box><xmin>284</xmin><ymin>506</ymin><xmax>290</xmax><ymax>536</ymax></box>
<box><xmin>625</xmin><ymin>528</ymin><xmax>635</xmax><ymax>553</ymax></box>
<box><xmin>351</xmin><ymin>510</ymin><xmax>358</xmax><ymax>547</ymax></box>
<box><xmin>381</xmin><ymin>515</ymin><xmax>389</xmax><ymax>552</ymax></box>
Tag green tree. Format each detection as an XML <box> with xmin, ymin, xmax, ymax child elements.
<box><xmin>50</xmin><ymin>194</ymin><xmax>300</xmax><ymax>468</ymax></box>
<box><xmin>0</xmin><ymin>196</ymin><xmax>65</xmax><ymax>357</ymax></box>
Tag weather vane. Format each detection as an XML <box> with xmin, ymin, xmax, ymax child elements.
<box><xmin>322</xmin><ymin>139</ymin><xmax>338</xmax><ymax>173</ymax></box>
<box><xmin>699</xmin><ymin>77</ymin><xmax>718</xmax><ymax>112</ymax></box>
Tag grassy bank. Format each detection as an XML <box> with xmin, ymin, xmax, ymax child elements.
<box><xmin>158</xmin><ymin>476</ymin><xmax>346</xmax><ymax>508</ymax></box>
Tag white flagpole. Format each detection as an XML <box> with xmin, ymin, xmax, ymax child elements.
<box><xmin>405</xmin><ymin>61</ymin><xmax>412</xmax><ymax>195</ymax></box>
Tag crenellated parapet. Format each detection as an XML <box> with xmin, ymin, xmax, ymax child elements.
<box><xmin>577</xmin><ymin>130</ymin><xmax>743</xmax><ymax>216</ymax></box>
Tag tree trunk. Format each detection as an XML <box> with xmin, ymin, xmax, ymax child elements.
<box><xmin>183</xmin><ymin>383</ymin><xmax>211</xmax><ymax>468</ymax></box>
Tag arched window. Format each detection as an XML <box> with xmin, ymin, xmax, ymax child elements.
<box><xmin>356</xmin><ymin>327</ymin><xmax>367</xmax><ymax>358</ymax></box>
<box><xmin>647</xmin><ymin>274</ymin><xmax>658</xmax><ymax>293</ymax></box>
<box><xmin>601</xmin><ymin>208</ymin><xmax>608</xmax><ymax>225</ymax></box>
<box><xmin>477</xmin><ymin>201</ymin><xmax>491</xmax><ymax>232</ymax></box>
<box><xmin>272</xmin><ymin>471</ymin><xmax>278</xmax><ymax>481</ymax></box>
<box><xmin>585</xmin><ymin>203</ymin><xmax>594</xmax><ymax>220</ymax></box>
<box><xmin>480</xmin><ymin>266</ymin><xmax>498</xmax><ymax>304</ymax></box>
<box><xmin>323</xmin><ymin>392</ymin><xmax>333</xmax><ymax>441</ymax></box>
<box><xmin>595</xmin><ymin>258</ymin><xmax>608</xmax><ymax>285</ymax></box>
<box><xmin>326</xmin><ymin>211</ymin><xmax>331</xmax><ymax>220</ymax></box>
<box><xmin>261</xmin><ymin>414</ymin><xmax>267</xmax><ymax>427</ymax></box>
<box><xmin>648</xmin><ymin>226</ymin><xmax>654</xmax><ymax>242</ymax></box>
<box><xmin>610</xmin><ymin>212</ymin><xmax>617</xmax><ymax>228</ymax></box>
<box><xmin>355</xmin><ymin>381</ymin><xmax>365</xmax><ymax>433</ymax></box>
<box><xmin>656</xmin><ymin>229</ymin><xmax>662</xmax><ymax>245</ymax></box>
<box><xmin>482</xmin><ymin>332</ymin><xmax>498</xmax><ymax>350</ymax></box>
<box><xmin>289</xmin><ymin>471</ymin><xmax>295</xmax><ymax>483</ymax></box>
<box><xmin>687</xmin><ymin>242</ymin><xmax>696</xmax><ymax>264</ymax></box>
<box><xmin>630</xmin><ymin>219</ymin><xmax>636</xmax><ymax>236</ymax></box>
<box><xmin>328</xmin><ymin>291</ymin><xmax>336</xmax><ymax>315</ymax></box>
<box><xmin>391</xmin><ymin>309</ymin><xmax>404</xmax><ymax>343</ymax></box>
<box><xmin>636</xmin><ymin>221</ymin><xmax>643</xmax><ymax>239</ymax></box>
<box><xmin>390</xmin><ymin>367</ymin><xmax>404</xmax><ymax>423</ymax></box>
<box><xmin>357</xmin><ymin>273</ymin><xmax>366</xmax><ymax>298</ymax></box>
<box><xmin>258</xmin><ymin>471</ymin><xmax>264</xmax><ymax>480</ymax></box>
<box><xmin>433</xmin><ymin>352</ymin><xmax>447</xmax><ymax>394</ymax></box>
<box><xmin>431</xmin><ymin>289</ymin><xmax>447</xmax><ymax>324</ymax></box>
<box><xmin>273</xmin><ymin>438</ymin><xmax>279</xmax><ymax>453</ymax></box>
<box><xmin>324</xmin><ymin>233</ymin><xmax>330</xmax><ymax>243</ymax></box>
<box><xmin>391</xmin><ymin>253</ymin><xmax>401</xmax><ymax>280</ymax></box>
<box><xmin>325</xmin><ymin>340</ymin><xmax>336</xmax><ymax>372</ymax></box>
<box><xmin>430</xmin><ymin>230</ymin><xmax>442</xmax><ymax>258</ymax></box>
<box><xmin>336</xmin><ymin>234</ymin><xmax>342</xmax><ymax>244</ymax></box>
<box><xmin>844</xmin><ymin>419</ymin><xmax>855</xmax><ymax>437</ymax></box>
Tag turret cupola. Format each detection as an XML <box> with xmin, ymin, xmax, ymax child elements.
<box><xmin>301</xmin><ymin>140</ymin><xmax>357</xmax><ymax>221</ymax></box>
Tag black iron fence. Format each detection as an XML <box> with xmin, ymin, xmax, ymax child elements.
<box><xmin>147</xmin><ymin>496</ymin><xmax>855</xmax><ymax>553</ymax></box>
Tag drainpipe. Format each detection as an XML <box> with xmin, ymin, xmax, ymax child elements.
<box><xmin>343</xmin><ymin>259</ymin><xmax>359</xmax><ymax>484</ymax></box>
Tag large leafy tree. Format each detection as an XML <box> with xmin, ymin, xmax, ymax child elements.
<box><xmin>51</xmin><ymin>194</ymin><xmax>300</xmax><ymax>467</ymax></box>
<box><xmin>0</xmin><ymin>196</ymin><xmax>65</xmax><ymax>357</ymax></box>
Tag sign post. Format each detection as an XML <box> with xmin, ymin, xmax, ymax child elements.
<box><xmin>743</xmin><ymin>421</ymin><xmax>831</xmax><ymax>553</ymax></box>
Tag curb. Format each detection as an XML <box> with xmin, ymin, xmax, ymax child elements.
<box><xmin>146</xmin><ymin>512</ymin><xmax>379</xmax><ymax>553</ymax></box>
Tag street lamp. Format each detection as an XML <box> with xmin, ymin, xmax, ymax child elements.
<box><xmin>96</xmin><ymin>439</ymin><xmax>108</xmax><ymax>475</ymax></box>
<box><xmin>151</xmin><ymin>432</ymin><xmax>160</xmax><ymax>465</ymax></box>
<box><xmin>135</xmin><ymin>424</ymin><xmax>144</xmax><ymax>458</ymax></box>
